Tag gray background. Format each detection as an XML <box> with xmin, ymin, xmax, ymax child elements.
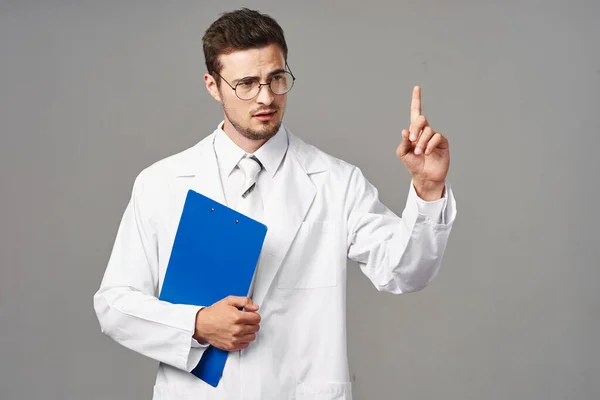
<box><xmin>1</xmin><ymin>0</ymin><xmax>599</xmax><ymax>399</ymax></box>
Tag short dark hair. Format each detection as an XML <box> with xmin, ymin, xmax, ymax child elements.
<box><xmin>202</xmin><ymin>8</ymin><xmax>288</xmax><ymax>80</ymax></box>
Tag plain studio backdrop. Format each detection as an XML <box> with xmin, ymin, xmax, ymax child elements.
<box><xmin>1</xmin><ymin>1</ymin><xmax>599</xmax><ymax>399</ymax></box>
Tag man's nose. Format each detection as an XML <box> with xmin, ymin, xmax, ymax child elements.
<box><xmin>256</xmin><ymin>84</ymin><xmax>274</xmax><ymax>105</ymax></box>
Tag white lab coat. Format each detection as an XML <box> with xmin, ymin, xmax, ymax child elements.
<box><xmin>93</xmin><ymin>126</ymin><xmax>456</xmax><ymax>400</ymax></box>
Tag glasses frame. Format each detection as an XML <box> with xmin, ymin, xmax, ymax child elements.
<box><xmin>211</xmin><ymin>63</ymin><xmax>296</xmax><ymax>101</ymax></box>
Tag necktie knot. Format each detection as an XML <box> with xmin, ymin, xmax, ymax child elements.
<box><xmin>238</xmin><ymin>156</ymin><xmax>262</xmax><ymax>197</ymax></box>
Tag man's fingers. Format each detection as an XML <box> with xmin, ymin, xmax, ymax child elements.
<box><xmin>425</xmin><ymin>133</ymin><xmax>446</xmax><ymax>155</ymax></box>
<box><xmin>396</xmin><ymin>129</ymin><xmax>412</xmax><ymax>159</ymax></box>
<box><xmin>228</xmin><ymin>342</ymin><xmax>250</xmax><ymax>351</ymax></box>
<box><xmin>226</xmin><ymin>295</ymin><xmax>258</xmax><ymax>311</ymax></box>
<box><xmin>225</xmin><ymin>295</ymin><xmax>248</xmax><ymax>308</ymax></box>
<box><xmin>410</xmin><ymin>85</ymin><xmax>422</xmax><ymax>124</ymax></box>
<box><xmin>244</xmin><ymin>299</ymin><xmax>259</xmax><ymax>311</ymax></box>
<box><xmin>236</xmin><ymin>333</ymin><xmax>257</xmax><ymax>343</ymax></box>
<box><xmin>415</xmin><ymin>126</ymin><xmax>436</xmax><ymax>156</ymax></box>
<box><xmin>235</xmin><ymin>310</ymin><xmax>261</xmax><ymax>325</ymax></box>
<box><xmin>410</xmin><ymin>114</ymin><xmax>428</xmax><ymax>142</ymax></box>
<box><xmin>232</xmin><ymin>321</ymin><xmax>261</xmax><ymax>336</ymax></box>
<box><xmin>230</xmin><ymin>338</ymin><xmax>259</xmax><ymax>351</ymax></box>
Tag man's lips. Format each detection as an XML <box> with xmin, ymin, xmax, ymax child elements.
<box><xmin>253</xmin><ymin>110</ymin><xmax>276</xmax><ymax>116</ymax></box>
<box><xmin>253</xmin><ymin>110</ymin><xmax>276</xmax><ymax>121</ymax></box>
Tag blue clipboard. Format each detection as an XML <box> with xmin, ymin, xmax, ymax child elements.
<box><xmin>159</xmin><ymin>189</ymin><xmax>268</xmax><ymax>387</ymax></box>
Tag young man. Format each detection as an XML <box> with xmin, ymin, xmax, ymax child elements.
<box><xmin>94</xmin><ymin>8</ymin><xmax>456</xmax><ymax>400</ymax></box>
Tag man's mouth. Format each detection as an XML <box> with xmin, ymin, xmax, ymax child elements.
<box><xmin>253</xmin><ymin>110</ymin><xmax>276</xmax><ymax>121</ymax></box>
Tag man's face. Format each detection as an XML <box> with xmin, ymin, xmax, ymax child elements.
<box><xmin>206</xmin><ymin>43</ymin><xmax>288</xmax><ymax>141</ymax></box>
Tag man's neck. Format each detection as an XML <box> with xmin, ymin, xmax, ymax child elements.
<box><xmin>222</xmin><ymin>120</ymin><xmax>268</xmax><ymax>154</ymax></box>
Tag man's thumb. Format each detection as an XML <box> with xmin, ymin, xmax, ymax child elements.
<box><xmin>226</xmin><ymin>296</ymin><xmax>258</xmax><ymax>310</ymax></box>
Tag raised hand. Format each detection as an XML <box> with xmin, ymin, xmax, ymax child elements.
<box><xmin>396</xmin><ymin>86</ymin><xmax>450</xmax><ymax>201</ymax></box>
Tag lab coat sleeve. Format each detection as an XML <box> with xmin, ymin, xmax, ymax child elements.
<box><xmin>346</xmin><ymin>167</ymin><xmax>456</xmax><ymax>293</ymax></box>
<box><xmin>93</xmin><ymin>173</ymin><xmax>207</xmax><ymax>371</ymax></box>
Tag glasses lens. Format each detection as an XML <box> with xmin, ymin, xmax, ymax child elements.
<box><xmin>234</xmin><ymin>72</ymin><xmax>295</xmax><ymax>100</ymax></box>
<box><xmin>236</xmin><ymin>79</ymin><xmax>260</xmax><ymax>100</ymax></box>
<box><xmin>270</xmin><ymin>71</ymin><xmax>294</xmax><ymax>95</ymax></box>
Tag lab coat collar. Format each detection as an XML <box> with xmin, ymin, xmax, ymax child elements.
<box><xmin>174</xmin><ymin>124</ymin><xmax>327</xmax><ymax>178</ymax></box>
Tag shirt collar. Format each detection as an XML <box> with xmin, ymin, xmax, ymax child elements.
<box><xmin>214</xmin><ymin>121</ymin><xmax>288</xmax><ymax>178</ymax></box>
<box><xmin>214</xmin><ymin>122</ymin><xmax>246</xmax><ymax>178</ymax></box>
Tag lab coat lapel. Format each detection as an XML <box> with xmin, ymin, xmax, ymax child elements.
<box><xmin>175</xmin><ymin>133</ymin><xmax>226</xmax><ymax>205</ymax></box>
<box><xmin>251</xmin><ymin>133</ymin><xmax>324</xmax><ymax>306</ymax></box>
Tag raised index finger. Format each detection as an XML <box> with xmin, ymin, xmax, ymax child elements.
<box><xmin>411</xmin><ymin>85</ymin><xmax>422</xmax><ymax>123</ymax></box>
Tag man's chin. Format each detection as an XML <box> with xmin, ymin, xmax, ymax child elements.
<box><xmin>244</xmin><ymin>121</ymin><xmax>281</xmax><ymax>140</ymax></box>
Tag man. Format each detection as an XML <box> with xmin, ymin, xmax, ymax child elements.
<box><xmin>94</xmin><ymin>7</ymin><xmax>456</xmax><ymax>400</ymax></box>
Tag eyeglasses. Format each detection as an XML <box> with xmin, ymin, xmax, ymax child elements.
<box><xmin>212</xmin><ymin>64</ymin><xmax>296</xmax><ymax>101</ymax></box>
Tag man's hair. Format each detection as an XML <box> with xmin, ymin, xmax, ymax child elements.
<box><xmin>202</xmin><ymin>8</ymin><xmax>288</xmax><ymax>82</ymax></box>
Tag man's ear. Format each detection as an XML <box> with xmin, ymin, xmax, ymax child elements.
<box><xmin>204</xmin><ymin>73</ymin><xmax>222</xmax><ymax>103</ymax></box>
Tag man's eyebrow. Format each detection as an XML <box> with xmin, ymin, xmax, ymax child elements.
<box><xmin>232</xmin><ymin>68</ymin><xmax>287</xmax><ymax>84</ymax></box>
<box><xmin>267</xmin><ymin>68</ymin><xmax>287</xmax><ymax>77</ymax></box>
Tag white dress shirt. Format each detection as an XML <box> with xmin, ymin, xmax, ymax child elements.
<box><xmin>213</xmin><ymin>122</ymin><xmax>288</xmax><ymax>211</ymax></box>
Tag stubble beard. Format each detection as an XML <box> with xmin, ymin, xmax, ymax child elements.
<box><xmin>223</xmin><ymin>103</ymin><xmax>285</xmax><ymax>141</ymax></box>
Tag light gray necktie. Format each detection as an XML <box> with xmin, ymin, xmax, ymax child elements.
<box><xmin>236</xmin><ymin>155</ymin><xmax>264</xmax><ymax>222</ymax></box>
<box><xmin>236</xmin><ymin>155</ymin><xmax>264</xmax><ymax>298</ymax></box>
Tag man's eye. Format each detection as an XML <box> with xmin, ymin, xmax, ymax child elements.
<box><xmin>238</xmin><ymin>81</ymin><xmax>254</xmax><ymax>87</ymax></box>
